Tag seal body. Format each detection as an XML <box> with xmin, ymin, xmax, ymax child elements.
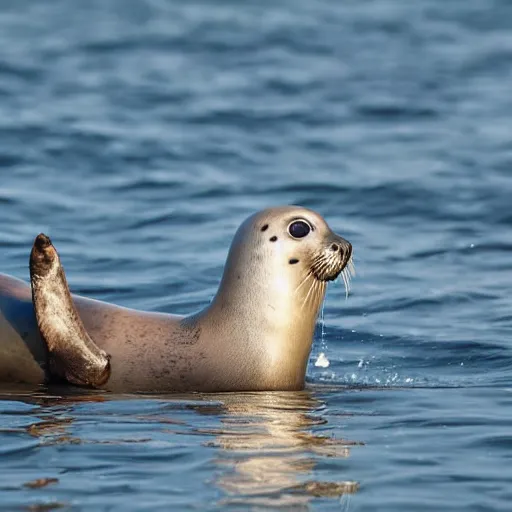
<box><xmin>0</xmin><ymin>206</ymin><xmax>353</xmax><ymax>392</ymax></box>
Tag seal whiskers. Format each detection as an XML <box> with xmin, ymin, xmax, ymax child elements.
<box><xmin>340</xmin><ymin>257</ymin><xmax>356</xmax><ymax>299</ymax></box>
<box><xmin>301</xmin><ymin>275</ymin><xmax>316</xmax><ymax>312</ymax></box>
<box><xmin>301</xmin><ymin>276</ymin><xmax>325</xmax><ymax>312</ymax></box>
<box><xmin>29</xmin><ymin>234</ymin><xmax>111</xmax><ymax>388</ymax></box>
<box><xmin>341</xmin><ymin>267</ymin><xmax>352</xmax><ymax>299</ymax></box>
<box><xmin>295</xmin><ymin>270</ymin><xmax>314</xmax><ymax>295</ymax></box>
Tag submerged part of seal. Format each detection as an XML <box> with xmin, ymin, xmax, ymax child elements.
<box><xmin>30</xmin><ymin>234</ymin><xmax>111</xmax><ymax>387</ymax></box>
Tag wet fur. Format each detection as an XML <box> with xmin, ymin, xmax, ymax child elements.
<box><xmin>30</xmin><ymin>235</ymin><xmax>111</xmax><ymax>387</ymax></box>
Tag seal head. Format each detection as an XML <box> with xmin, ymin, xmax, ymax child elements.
<box><xmin>194</xmin><ymin>206</ymin><xmax>353</xmax><ymax>391</ymax></box>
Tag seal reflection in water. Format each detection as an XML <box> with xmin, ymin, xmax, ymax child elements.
<box><xmin>0</xmin><ymin>206</ymin><xmax>353</xmax><ymax>392</ymax></box>
<box><xmin>0</xmin><ymin>388</ymin><xmax>360</xmax><ymax>507</ymax></box>
<box><xmin>192</xmin><ymin>392</ymin><xmax>360</xmax><ymax>508</ymax></box>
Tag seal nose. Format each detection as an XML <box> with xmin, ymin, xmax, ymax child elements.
<box><xmin>332</xmin><ymin>236</ymin><xmax>352</xmax><ymax>269</ymax></box>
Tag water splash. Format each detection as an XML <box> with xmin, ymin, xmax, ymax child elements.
<box><xmin>314</xmin><ymin>352</ymin><xmax>330</xmax><ymax>368</ymax></box>
<box><xmin>314</xmin><ymin>302</ymin><xmax>330</xmax><ymax>369</ymax></box>
<box><xmin>320</xmin><ymin>301</ymin><xmax>326</xmax><ymax>343</ymax></box>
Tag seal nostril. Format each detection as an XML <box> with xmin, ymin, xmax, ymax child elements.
<box><xmin>330</xmin><ymin>243</ymin><xmax>339</xmax><ymax>252</ymax></box>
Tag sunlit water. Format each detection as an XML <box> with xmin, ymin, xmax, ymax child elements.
<box><xmin>1</xmin><ymin>0</ymin><xmax>511</xmax><ymax>510</ymax></box>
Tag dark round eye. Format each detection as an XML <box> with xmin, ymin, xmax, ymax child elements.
<box><xmin>288</xmin><ymin>220</ymin><xmax>311</xmax><ymax>239</ymax></box>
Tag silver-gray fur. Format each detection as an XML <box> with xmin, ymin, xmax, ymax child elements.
<box><xmin>0</xmin><ymin>206</ymin><xmax>352</xmax><ymax>392</ymax></box>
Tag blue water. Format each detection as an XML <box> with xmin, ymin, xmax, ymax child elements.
<box><xmin>1</xmin><ymin>0</ymin><xmax>511</xmax><ymax>510</ymax></box>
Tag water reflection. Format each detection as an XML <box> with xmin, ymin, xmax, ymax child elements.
<box><xmin>0</xmin><ymin>387</ymin><xmax>361</xmax><ymax>510</ymax></box>
<box><xmin>0</xmin><ymin>385</ymin><xmax>105</xmax><ymax>445</ymax></box>
<box><xmin>187</xmin><ymin>391</ymin><xmax>360</xmax><ymax>509</ymax></box>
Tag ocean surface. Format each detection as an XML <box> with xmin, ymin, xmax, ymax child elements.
<box><xmin>1</xmin><ymin>0</ymin><xmax>511</xmax><ymax>510</ymax></box>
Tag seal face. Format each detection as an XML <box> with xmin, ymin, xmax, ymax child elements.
<box><xmin>0</xmin><ymin>205</ymin><xmax>353</xmax><ymax>392</ymax></box>
<box><xmin>284</xmin><ymin>216</ymin><xmax>352</xmax><ymax>282</ymax></box>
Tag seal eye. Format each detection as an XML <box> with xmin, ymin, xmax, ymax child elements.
<box><xmin>288</xmin><ymin>220</ymin><xmax>311</xmax><ymax>239</ymax></box>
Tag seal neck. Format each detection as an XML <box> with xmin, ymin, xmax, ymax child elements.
<box><xmin>198</xmin><ymin>259</ymin><xmax>326</xmax><ymax>390</ymax></box>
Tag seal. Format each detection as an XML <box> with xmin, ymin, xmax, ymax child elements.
<box><xmin>0</xmin><ymin>206</ymin><xmax>353</xmax><ymax>392</ymax></box>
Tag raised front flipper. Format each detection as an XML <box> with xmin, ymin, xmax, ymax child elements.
<box><xmin>29</xmin><ymin>234</ymin><xmax>111</xmax><ymax>387</ymax></box>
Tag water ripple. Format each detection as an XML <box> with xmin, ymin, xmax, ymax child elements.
<box><xmin>1</xmin><ymin>0</ymin><xmax>512</xmax><ymax>510</ymax></box>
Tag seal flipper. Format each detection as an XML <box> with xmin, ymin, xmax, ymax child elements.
<box><xmin>29</xmin><ymin>234</ymin><xmax>111</xmax><ymax>388</ymax></box>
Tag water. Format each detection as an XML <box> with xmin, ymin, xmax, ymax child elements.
<box><xmin>1</xmin><ymin>0</ymin><xmax>511</xmax><ymax>509</ymax></box>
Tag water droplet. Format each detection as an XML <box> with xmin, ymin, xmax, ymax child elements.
<box><xmin>320</xmin><ymin>302</ymin><xmax>326</xmax><ymax>342</ymax></box>
<box><xmin>314</xmin><ymin>352</ymin><xmax>330</xmax><ymax>368</ymax></box>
